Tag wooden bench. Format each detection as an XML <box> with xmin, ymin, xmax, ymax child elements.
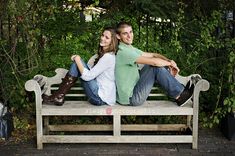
<box><xmin>25</xmin><ymin>68</ymin><xmax>210</xmax><ymax>149</ymax></box>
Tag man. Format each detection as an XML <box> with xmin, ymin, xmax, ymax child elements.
<box><xmin>115</xmin><ymin>21</ymin><xmax>194</xmax><ymax>106</ymax></box>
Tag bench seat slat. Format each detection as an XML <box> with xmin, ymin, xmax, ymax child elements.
<box><xmin>51</xmin><ymin>87</ymin><xmax>161</xmax><ymax>91</ymax></box>
<box><xmin>63</xmin><ymin>93</ymin><xmax>166</xmax><ymax>97</ymax></box>
<box><xmin>42</xmin><ymin>101</ymin><xmax>193</xmax><ymax>116</ymax></box>
<box><xmin>63</xmin><ymin>94</ymin><xmax>166</xmax><ymax>97</ymax></box>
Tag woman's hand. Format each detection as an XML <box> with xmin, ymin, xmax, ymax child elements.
<box><xmin>71</xmin><ymin>55</ymin><xmax>81</xmax><ymax>61</ymax></box>
<box><xmin>71</xmin><ymin>54</ymin><xmax>84</xmax><ymax>74</ymax></box>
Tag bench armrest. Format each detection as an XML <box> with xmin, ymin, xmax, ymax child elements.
<box><xmin>25</xmin><ymin>76</ymin><xmax>45</xmax><ymax>110</ymax></box>
<box><xmin>175</xmin><ymin>74</ymin><xmax>202</xmax><ymax>86</ymax></box>
<box><xmin>176</xmin><ymin>73</ymin><xmax>210</xmax><ymax>108</ymax></box>
<box><xmin>25</xmin><ymin>68</ymin><xmax>68</xmax><ymax>108</ymax></box>
<box><xmin>193</xmin><ymin>78</ymin><xmax>210</xmax><ymax>108</ymax></box>
<box><xmin>46</xmin><ymin>68</ymin><xmax>68</xmax><ymax>86</ymax></box>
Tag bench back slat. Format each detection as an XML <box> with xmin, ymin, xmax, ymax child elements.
<box><xmin>50</xmin><ymin>83</ymin><xmax>168</xmax><ymax>99</ymax></box>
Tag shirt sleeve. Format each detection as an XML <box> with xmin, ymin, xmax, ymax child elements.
<box><xmin>80</xmin><ymin>54</ymin><xmax>113</xmax><ymax>81</ymax></box>
<box><xmin>134</xmin><ymin>47</ymin><xmax>143</xmax><ymax>55</ymax></box>
<box><xmin>87</xmin><ymin>54</ymin><xmax>98</xmax><ymax>69</ymax></box>
<box><xmin>119</xmin><ymin>47</ymin><xmax>143</xmax><ymax>66</ymax></box>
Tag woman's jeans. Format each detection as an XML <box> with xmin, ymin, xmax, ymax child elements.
<box><xmin>130</xmin><ymin>65</ymin><xmax>184</xmax><ymax>106</ymax></box>
<box><xmin>68</xmin><ymin>61</ymin><xmax>106</xmax><ymax>106</ymax></box>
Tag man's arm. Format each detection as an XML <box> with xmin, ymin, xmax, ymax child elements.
<box><xmin>140</xmin><ymin>52</ymin><xmax>178</xmax><ymax>69</ymax></box>
<box><xmin>136</xmin><ymin>52</ymin><xmax>180</xmax><ymax>76</ymax></box>
<box><xmin>136</xmin><ymin>56</ymin><xmax>171</xmax><ymax>67</ymax></box>
<box><xmin>142</xmin><ymin>52</ymin><xmax>170</xmax><ymax>61</ymax></box>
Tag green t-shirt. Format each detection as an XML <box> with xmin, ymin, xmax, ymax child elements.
<box><xmin>115</xmin><ymin>42</ymin><xmax>143</xmax><ymax>104</ymax></box>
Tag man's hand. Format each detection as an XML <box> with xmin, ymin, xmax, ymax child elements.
<box><xmin>169</xmin><ymin>66</ymin><xmax>178</xmax><ymax>76</ymax></box>
<box><xmin>170</xmin><ymin>60</ymin><xmax>177</xmax><ymax>67</ymax></box>
<box><xmin>169</xmin><ymin>60</ymin><xmax>180</xmax><ymax>76</ymax></box>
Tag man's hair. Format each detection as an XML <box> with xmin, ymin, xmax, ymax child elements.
<box><xmin>116</xmin><ymin>21</ymin><xmax>132</xmax><ymax>34</ymax></box>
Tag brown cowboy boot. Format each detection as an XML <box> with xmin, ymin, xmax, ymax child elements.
<box><xmin>42</xmin><ymin>73</ymin><xmax>77</xmax><ymax>106</ymax></box>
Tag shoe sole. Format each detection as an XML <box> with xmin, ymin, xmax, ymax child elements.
<box><xmin>178</xmin><ymin>94</ymin><xmax>193</xmax><ymax>107</ymax></box>
<box><xmin>42</xmin><ymin>100</ymin><xmax>64</xmax><ymax>106</ymax></box>
<box><xmin>42</xmin><ymin>101</ymin><xmax>56</xmax><ymax>105</ymax></box>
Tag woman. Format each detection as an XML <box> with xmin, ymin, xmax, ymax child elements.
<box><xmin>43</xmin><ymin>27</ymin><xmax>118</xmax><ymax>106</ymax></box>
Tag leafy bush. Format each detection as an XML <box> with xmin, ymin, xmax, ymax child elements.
<box><xmin>0</xmin><ymin>0</ymin><xmax>234</xmax><ymax>134</ymax></box>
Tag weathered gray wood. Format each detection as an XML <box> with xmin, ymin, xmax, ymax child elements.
<box><xmin>192</xmin><ymin>79</ymin><xmax>210</xmax><ymax>149</ymax></box>
<box><xmin>62</xmin><ymin>93</ymin><xmax>166</xmax><ymax>97</ymax></box>
<box><xmin>48</xmin><ymin>124</ymin><xmax>188</xmax><ymax>131</ymax></box>
<box><xmin>113</xmin><ymin>115</ymin><xmax>121</xmax><ymax>136</ymax></box>
<box><xmin>42</xmin><ymin>135</ymin><xmax>193</xmax><ymax>143</ymax></box>
<box><xmin>25</xmin><ymin>78</ymin><xmax>44</xmax><ymax>149</ymax></box>
<box><xmin>187</xmin><ymin>115</ymin><xmax>192</xmax><ymax>127</ymax></box>
<box><xmin>44</xmin><ymin>117</ymin><xmax>49</xmax><ymax>135</ymax></box>
<box><xmin>24</xmin><ymin>68</ymin><xmax>210</xmax><ymax>150</ymax></box>
<box><xmin>41</xmin><ymin>101</ymin><xmax>193</xmax><ymax>116</ymax></box>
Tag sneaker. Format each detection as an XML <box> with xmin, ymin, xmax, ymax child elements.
<box><xmin>185</xmin><ymin>80</ymin><xmax>191</xmax><ymax>89</ymax></box>
<box><xmin>176</xmin><ymin>84</ymin><xmax>194</xmax><ymax>106</ymax></box>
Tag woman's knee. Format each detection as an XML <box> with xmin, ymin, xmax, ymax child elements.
<box><xmin>130</xmin><ymin>98</ymin><xmax>144</xmax><ymax>106</ymax></box>
<box><xmin>88</xmin><ymin>98</ymin><xmax>106</xmax><ymax>106</ymax></box>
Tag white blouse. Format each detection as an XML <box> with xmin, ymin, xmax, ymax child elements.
<box><xmin>80</xmin><ymin>53</ymin><xmax>116</xmax><ymax>105</ymax></box>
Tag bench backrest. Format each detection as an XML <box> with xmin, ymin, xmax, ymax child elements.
<box><xmin>27</xmin><ymin>68</ymin><xmax>208</xmax><ymax>103</ymax></box>
<box><xmin>49</xmin><ymin>82</ymin><xmax>169</xmax><ymax>101</ymax></box>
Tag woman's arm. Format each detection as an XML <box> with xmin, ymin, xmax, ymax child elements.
<box><xmin>71</xmin><ymin>55</ymin><xmax>84</xmax><ymax>74</ymax></box>
<box><xmin>87</xmin><ymin>54</ymin><xmax>98</xmax><ymax>68</ymax></box>
<box><xmin>71</xmin><ymin>54</ymin><xmax>114</xmax><ymax>81</ymax></box>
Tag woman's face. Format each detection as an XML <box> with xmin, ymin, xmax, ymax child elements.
<box><xmin>100</xmin><ymin>30</ymin><xmax>112</xmax><ymax>50</ymax></box>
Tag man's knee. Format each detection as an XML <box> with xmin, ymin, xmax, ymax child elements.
<box><xmin>154</xmin><ymin>66</ymin><xmax>167</xmax><ymax>71</ymax></box>
<box><xmin>153</xmin><ymin>66</ymin><xmax>170</xmax><ymax>75</ymax></box>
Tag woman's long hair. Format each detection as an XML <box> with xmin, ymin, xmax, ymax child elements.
<box><xmin>94</xmin><ymin>27</ymin><xmax>118</xmax><ymax>65</ymax></box>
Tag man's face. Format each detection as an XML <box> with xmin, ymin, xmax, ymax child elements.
<box><xmin>117</xmin><ymin>26</ymin><xmax>133</xmax><ymax>45</ymax></box>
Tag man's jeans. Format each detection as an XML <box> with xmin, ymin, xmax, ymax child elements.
<box><xmin>130</xmin><ymin>65</ymin><xmax>184</xmax><ymax>106</ymax></box>
<box><xmin>68</xmin><ymin>61</ymin><xmax>106</xmax><ymax>106</ymax></box>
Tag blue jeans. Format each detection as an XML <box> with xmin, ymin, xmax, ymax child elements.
<box><xmin>130</xmin><ymin>65</ymin><xmax>184</xmax><ymax>106</ymax></box>
<box><xmin>68</xmin><ymin>61</ymin><xmax>106</xmax><ymax>106</ymax></box>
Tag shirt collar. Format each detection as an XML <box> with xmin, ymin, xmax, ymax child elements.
<box><xmin>119</xmin><ymin>42</ymin><xmax>133</xmax><ymax>48</ymax></box>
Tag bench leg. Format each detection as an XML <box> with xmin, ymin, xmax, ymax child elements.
<box><xmin>37</xmin><ymin>140</ymin><xmax>43</xmax><ymax>150</ymax></box>
<box><xmin>113</xmin><ymin>115</ymin><xmax>121</xmax><ymax>136</ymax></box>
<box><xmin>192</xmin><ymin>121</ymin><xmax>198</xmax><ymax>149</ymax></box>
<box><xmin>192</xmin><ymin>110</ymin><xmax>199</xmax><ymax>149</ymax></box>
<box><xmin>37</xmin><ymin>116</ymin><xmax>43</xmax><ymax>149</ymax></box>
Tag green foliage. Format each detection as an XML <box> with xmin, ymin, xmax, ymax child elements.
<box><xmin>42</xmin><ymin>33</ymin><xmax>94</xmax><ymax>73</ymax></box>
<box><xmin>0</xmin><ymin>0</ymin><xmax>235</xmax><ymax>135</ymax></box>
<box><xmin>132</xmin><ymin>0</ymin><xmax>177</xmax><ymax>18</ymax></box>
<box><xmin>211</xmin><ymin>49</ymin><xmax>235</xmax><ymax>126</ymax></box>
<box><xmin>0</xmin><ymin>0</ymin><xmax>41</xmax><ymax>110</ymax></box>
